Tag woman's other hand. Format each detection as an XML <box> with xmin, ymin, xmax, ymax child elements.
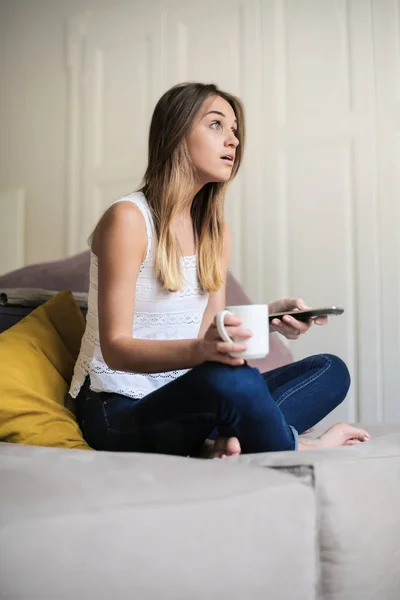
<box><xmin>269</xmin><ymin>297</ymin><xmax>328</xmax><ymax>340</ymax></box>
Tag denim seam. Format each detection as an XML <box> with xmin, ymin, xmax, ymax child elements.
<box><xmin>263</xmin><ymin>363</ymin><xmax>297</xmax><ymax>384</ymax></box>
<box><xmin>275</xmin><ymin>354</ymin><xmax>332</xmax><ymax>407</ymax></box>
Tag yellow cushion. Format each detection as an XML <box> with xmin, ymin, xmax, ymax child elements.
<box><xmin>0</xmin><ymin>291</ymin><xmax>92</xmax><ymax>450</ymax></box>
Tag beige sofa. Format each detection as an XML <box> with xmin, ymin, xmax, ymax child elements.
<box><xmin>1</xmin><ymin>424</ymin><xmax>400</xmax><ymax>599</ymax></box>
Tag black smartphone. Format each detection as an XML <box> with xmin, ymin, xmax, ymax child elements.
<box><xmin>269</xmin><ymin>306</ymin><xmax>344</xmax><ymax>323</ymax></box>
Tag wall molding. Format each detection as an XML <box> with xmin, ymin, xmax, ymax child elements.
<box><xmin>0</xmin><ymin>187</ymin><xmax>26</xmax><ymax>275</ymax></box>
<box><xmin>65</xmin><ymin>10</ymin><xmax>92</xmax><ymax>256</ymax></box>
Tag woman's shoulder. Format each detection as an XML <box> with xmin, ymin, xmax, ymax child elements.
<box><xmin>103</xmin><ymin>194</ymin><xmax>147</xmax><ymax>228</ymax></box>
<box><xmin>91</xmin><ymin>193</ymin><xmax>148</xmax><ymax>257</ymax></box>
<box><xmin>111</xmin><ymin>190</ymin><xmax>147</xmax><ymax>209</ymax></box>
<box><xmin>109</xmin><ymin>191</ymin><xmax>153</xmax><ymax>228</ymax></box>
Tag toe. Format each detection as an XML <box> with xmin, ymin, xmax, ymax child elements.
<box><xmin>225</xmin><ymin>437</ymin><xmax>241</xmax><ymax>456</ymax></box>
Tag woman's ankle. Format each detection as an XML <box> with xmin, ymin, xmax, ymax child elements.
<box><xmin>298</xmin><ymin>437</ymin><xmax>321</xmax><ymax>451</ymax></box>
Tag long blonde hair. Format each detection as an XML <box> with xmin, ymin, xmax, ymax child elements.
<box><xmin>141</xmin><ymin>82</ymin><xmax>245</xmax><ymax>293</ymax></box>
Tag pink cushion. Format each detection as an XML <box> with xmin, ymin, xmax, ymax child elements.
<box><xmin>0</xmin><ymin>252</ymin><xmax>292</xmax><ymax>372</ymax></box>
<box><xmin>0</xmin><ymin>252</ymin><xmax>91</xmax><ymax>292</ymax></box>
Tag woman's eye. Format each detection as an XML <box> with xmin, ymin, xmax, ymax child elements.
<box><xmin>210</xmin><ymin>121</ymin><xmax>221</xmax><ymax>130</ymax></box>
<box><xmin>232</xmin><ymin>129</ymin><xmax>238</xmax><ymax>136</ymax></box>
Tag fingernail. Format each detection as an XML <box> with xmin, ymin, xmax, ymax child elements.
<box><xmin>363</xmin><ymin>436</ymin><xmax>369</xmax><ymax>442</ymax></box>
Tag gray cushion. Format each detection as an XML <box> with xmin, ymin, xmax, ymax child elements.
<box><xmin>234</xmin><ymin>428</ymin><xmax>400</xmax><ymax>599</ymax></box>
<box><xmin>0</xmin><ymin>442</ymin><xmax>316</xmax><ymax>600</ymax></box>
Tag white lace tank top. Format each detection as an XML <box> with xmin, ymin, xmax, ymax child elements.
<box><xmin>69</xmin><ymin>192</ymin><xmax>209</xmax><ymax>399</ymax></box>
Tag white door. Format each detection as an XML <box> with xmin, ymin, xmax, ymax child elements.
<box><xmin>66</xmin><ymin>0</ymin><xmax>399</xmax><ymax>425</ymax></box>
<box><xmin>71</xmin><ymin>3</ymin><xmax>164</xmax><ymax>250</ymax></box>
<box><xmin>69</xmin><ymin>0</ymin><xmax>261</xmax><ymax>281</ymax></box>
<box><xmin>371</xmin><ymin>0</ymin><xmax>400</xmax><ymax>422</ymax></box>
<box><xmin>259</xmin><ymin>0</ymin><xmax>379</xmax><ymax>426</ymax></box>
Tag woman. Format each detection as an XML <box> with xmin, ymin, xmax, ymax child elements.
<box><xmin>70</xmin><ymin>82</ymin><xmax>370</xmax><ymax>456</ymax></box>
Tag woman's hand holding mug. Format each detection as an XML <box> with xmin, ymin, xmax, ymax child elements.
<box><xmin>195</xmin><ymin>304</ymin><xmax>270</xmax><ymax>366</ymax></box>
<box><xmin>196</xmin><ymin>312</ymin><xmax>252</xmax><ymax>366</ymax></box>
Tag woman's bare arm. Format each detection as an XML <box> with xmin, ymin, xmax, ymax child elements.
<box><xmin>93</xmin><ymin>201</ymin><xmax>203</xmax><ymax>374</ymax></box>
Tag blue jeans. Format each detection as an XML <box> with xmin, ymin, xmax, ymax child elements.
<box><xmin>75</xmin><ymin>354</ymin><xmax>350</xmax><ymax>455</ymax></box>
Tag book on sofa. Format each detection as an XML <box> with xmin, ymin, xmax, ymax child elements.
<box><xmin>0</xmin><ymin>288</ymin><xmax>88</xmax><ymax>308</ymax></box>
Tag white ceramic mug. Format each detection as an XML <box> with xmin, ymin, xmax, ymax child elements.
<box><xmin>215</xmin><ymin>304</ymin><xmax>269</xmax><ymax>360</ymax></box>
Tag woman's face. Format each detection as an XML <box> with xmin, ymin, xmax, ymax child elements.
<box><xmin>186</xmin><ymin>95</ymin><xmax>239</xmax><ymax>186</ymax></box>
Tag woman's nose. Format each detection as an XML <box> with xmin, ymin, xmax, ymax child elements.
<box><xmin>225</xmin><ymin>134</ymin><xmax>239</xmax><ymax>148</ymax></box>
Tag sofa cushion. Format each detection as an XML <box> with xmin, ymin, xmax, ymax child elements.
<box><xmin>234</xmin><ymin>429</ymin><xmax>400</xmax><ymax>599</ymax></box>
<box><xmin>0</xmin><ymin>442</ymin><xmax>317</xmax><ymax>599</ymax></box>
<box><xmin>0</xmin><ymin>291</ymin><xmax>91</xmax><ymax>450</ymax></box>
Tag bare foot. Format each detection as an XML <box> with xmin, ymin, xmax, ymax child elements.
<box><xmin>299</xmin><ymin>423</ymin><xmax>371</xmax><ymax>451</ymax></box>
<box><xmin>209</xmin><ymin>436</ymin><xmax>241</xmax><ymax>459</ymax></box>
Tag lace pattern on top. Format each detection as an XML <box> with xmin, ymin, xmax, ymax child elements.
<box><xmin>133</xmin><ymin>312</ymin><xmax>203</xmax><ymax>327</ymax></box>
<box><xmin>69</xmin><ymin>192</ymin><xmax>209</xmax><ymax>400</ymax></box>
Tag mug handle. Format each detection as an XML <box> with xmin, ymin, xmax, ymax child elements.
<box><xmin>215</xmin><ymin>309</ymin><xmax>234</xmax><ymax>342</ymax></box>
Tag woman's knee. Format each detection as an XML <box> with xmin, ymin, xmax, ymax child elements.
<box><xmin>320</xmin><ymin>353</ymin><xmax>351</xmax><ymax>402</ymax></box>
<box><xmin>322</xmin><ymin>353</ymin><xmax>350</xmax><ymax>383</ymax></box>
